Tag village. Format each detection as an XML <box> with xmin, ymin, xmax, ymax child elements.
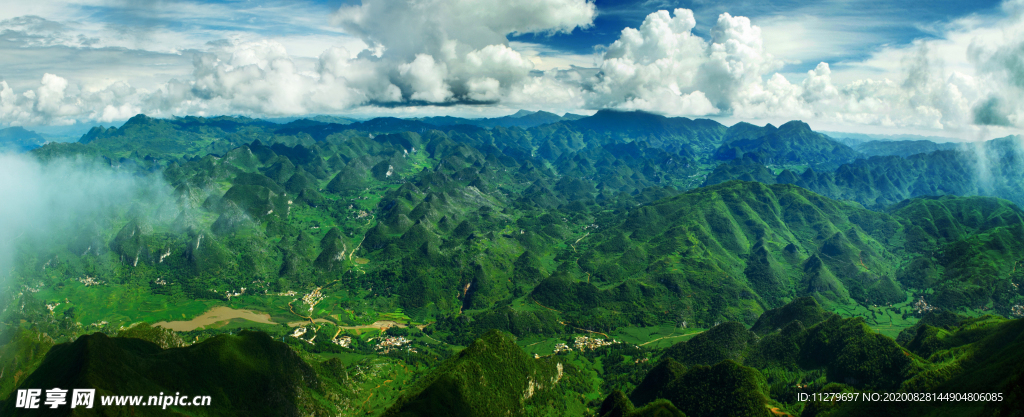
<box><xmin>552</xmin><ymin>335</ymin><xmax>619</xmax><ymax>354</ymax></box>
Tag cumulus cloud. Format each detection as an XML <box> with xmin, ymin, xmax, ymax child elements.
<box><xmin>334</xmin><ymin>0</ymin><xmax>596</xmax><ymax>60</ymax></box>
<box><xmin>583</xmin><ymin>9</ymin><xmax>790</xmax><ymax>117</ymax></box>
<box><xmin>586</xmin><ymin>9</ymin><xmax>717</xmax><ymax>116</ymax></box>
<box><xmin>4</xmin><ymin>0</ymin><xmax>1024</xmax><ymax>136</ymax></box>
<box><xmin>579</xmin><ymin>4</ymin><xmax>1024</xmax><ymax>134</ymax></box>
<box><xmin>327</xmin><ymin>0</ymin><xmax>594</xmax><ymax>106</ymax></box>
<box><xmin>0</xmin><ymin>0</ymin><xmax>596</xmax><ymax>125</ymax></box>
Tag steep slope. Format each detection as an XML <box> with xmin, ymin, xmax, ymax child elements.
<box><xmin>625</xmin><ymin>357</ymin><xmax>774</xmax><ymax>417</ymax></box>
<box><xmin>713</xmin><ymin>121</ymin><xmax>860</xmax><ymax>169</ymax></box>
<box><xmin>77</xmin><ymin>114</ymin><xmax>278</xmax><ymax>161</ymax></box>
<box><xmin>852</xmin><ymin>140</ymin><xmax>960</xmax><ymax>158</ymax></box>
<box><xmin>553</xmin><ymin>109</ymin><xmax>727</xmax><ymax>158</ymax></box>
<box><xmin>2</xmin><ymin>331</ymin><xmax>326</xmax><ymax>416</ymax></box>
<box><xmin>382</xmin><ymin>330</ymin><xmax>579</xmax><ymax>417</ymax></box>
<box><xmin>707</xmin><ymin>135</ymin><xmax>1024</xmax><ymax>209</ymax></box>
<box><xmin>827</xmin><ymin>315</ymin><xmax>1024</xmax><ymax>416</ymax></box>
<box><xmin>573</xmin><ymin>180</ymin><xmax>903</xmax><ymax>324</ymax></box>
<box><xmin>891</xmin><ymin>196</ymin><xmax>1024</xmax><ymax>312</ymax></box>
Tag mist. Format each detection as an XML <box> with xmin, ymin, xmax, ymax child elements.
<box><xmin>0</xmin><ymin>152</ymin><xmax>177</xmax><ymax>286</ymax></box>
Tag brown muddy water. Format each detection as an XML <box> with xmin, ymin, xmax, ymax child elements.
<box><xmin>153</xmin><ymin>306</ymin><xmax>277</xmax><ymax>331</ymax></box>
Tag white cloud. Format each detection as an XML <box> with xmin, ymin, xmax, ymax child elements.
<box><xmin>326</xmin><ymin>0</ymin><xmax>594</xmax><ymax>105</ymax></box>
<box><xmin>0</xmin><ymin>0</ymin><xmax>597</xmax><ymax>125</ymax></box>
<box><xmin>333</xmin><ymin>0</ymin><xmax>596</xmax><ymax>60</ymax></box>
<box><xmin>398</xmin><ymin>54</ymin><xmax>453</xmax><ymax>103</ymax></box>
<box><xmin>509</xmin><ymin>41</ymin><xmax>599</xmax><ymax>71</ymax></box>
<box><xmin>581</xmin><ymin>4</ymin><xmax>1024</xmax><ymax>135</ymax></box>
<box><xmin>465</xmin><ymin>77</ymin><xmax>501</xmax><ymax>102</ymax></box>
<box><xmin>584</xmin><ymin>8</ymin><xmax>776</xmax><ymax>116</ymax></box>
<box><xmin>2</xmin><ymin>0</ymin><xmax>1024</xmax><ymax>138</ymax></box>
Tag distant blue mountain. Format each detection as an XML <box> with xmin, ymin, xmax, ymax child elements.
<box><xmin>0</xmin><ymin>126</ymin><xmax>46</xmax><ymax>152</ymax></box>
<box><xmin>416</xmin><ymin>110</ymin><xmax>587</xmax><ymax>128</ymax></box>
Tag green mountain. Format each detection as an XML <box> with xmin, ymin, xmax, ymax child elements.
<box><xmin>627</xmin><ymin>357</ymin><xmax>774</xmax><ymax>417</ymax></box>
<box><xmin>557</xmin><ymin>109</ymin><xmax>727</xmax><ymax>158</ymax></box>
<box><xmin>713</xmin><ymin>121</ymin><xmax>860</xmax><ymax>170</ymax></box>
<box><xmin>6</xmin><ymin>110</ymin><xmax>1024</xmax><ymax>416</ymax></box>
<box><xmin>416</xmin><ymin>110</ymin><xmax>584</xmax><ymax>129</ymax></box>
<box><xmin>0</xmin><ymin>126</ymin><xmax>46</xmax><ymax>152</ymax></box>
<box><xmin>76</xmin><ymin>114</ymin><xmax>279</xmax><ymax>163</ymax></box>
<box><xmin>382</xmin><ymin>330</ymin><xmax>581</xmax><ymax>416</ymax></box>
<box><xmin>2</xmin><ymin>329</ymin><xmax>328</xmax><ymax>416</ymax></box>
<box><xmin>606</xmin><ymin>298</ymin><xmax>1024</xmax><ymax>417</ymax></box>
<box><xmin>706</xmin><ymin>135</ymin><xmax>1024</xmax><ymax>209</ymax></box>
<box><xmin>571</xmin><ymin>181</ymin><xmax>1024</xmax><ymax>322</ymax></box>
<box><xmin>567</xmin><ymin>180</ymin><xmax>901</xmax><ymax>323</ymax></box>
<box><xmin>851</xmin><ymin>140</ymin><xmax>960</xmax><ymax>158</ymax></box>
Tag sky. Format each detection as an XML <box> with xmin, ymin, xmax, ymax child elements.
<box><xmin>1</xmin><ymin>0</ymin><xmax>1023</xmax><ymax>139</ymax></box>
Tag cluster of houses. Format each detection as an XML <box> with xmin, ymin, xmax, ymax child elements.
<box><xmin>913</xmin><ymin>296</ymin><xmax>937</xmax><ymax>314</ymax></box>
<box><xmin>78</xmin><ymin>276</ymin><xmax>102</xmax><ymax>286</ymax></box>
<box><xmin>302</xmin><ymin>288</ymin><xmax>325</xmax><ymax>312</ymax></box>
<box><xmin>332</xmin><ymin>335</ymin><xmax>352</xmax><ymax>348</ymax></box>
<box><xmin>572</xmin><ymin>336</ymin><xmax>618</xmax><ymax>351</ymax></box>
<box><xmin>289</xmin><ymin>326</ymin><xmax>316</xmax><ymax>344</ymax></box>
<box><xmin>288</xmin><ymin>324</ymin><xmax>415</xmax><ymax>353</ymax></box>
<box><xmin>224</xmin><ymin>287</ymin><xmax>247</xmax><ymax>300</ymax></box>
<box><xmin>372</xmin><ymin>335</ymin><xmax>414</xmax><ymax>354</ymax></box>
<box><xmin>552</xmin><ymin>336</ymin><xmax>619</xmax><ymax>354</ymax></box>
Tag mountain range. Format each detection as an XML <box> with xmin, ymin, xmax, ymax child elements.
<box><xmin>2</xmin><ymin>109</ymin><xmax>1023</xmax><ymax>416</ymax></box>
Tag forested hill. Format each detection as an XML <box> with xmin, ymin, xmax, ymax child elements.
<box><xmin>23</xmin><ymin>110</ymin><xmax>1024</xmax><ymax>321</ymax></box>
<box><xmin>706</xmin><ymin>136</ymin><xmax>1024</xmax><ymax>209</ymax></box>
<box><xmin>4</xmin><ymin>110</ymin><xmax>1024</xmax><ymax>416</ymax></box>
<box><xmin>0</xmin><ymin>126</ymin><xmax>46</xmax><ymax>152</ymax></box>
<box><xmin>713</xmin><ymin>121</ymin><xmax>861</xmax><ymax>170</ymax></box>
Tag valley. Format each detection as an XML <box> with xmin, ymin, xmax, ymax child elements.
<box><xmin>2</xmin><ymin>110</ymin><xmax>1023</xmax><ymax>416</ymax></box>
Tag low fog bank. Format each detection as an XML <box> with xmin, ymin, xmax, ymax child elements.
<box><xmin>0</xmin><ymin>152</ymin><xmax>177</xmax><ymax>284</ymax></box>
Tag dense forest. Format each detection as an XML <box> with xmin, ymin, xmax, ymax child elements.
<box><xmin>1</xmin><ymin>109</ymin><xmax>1022</xmax><ymax>416</ymax></box>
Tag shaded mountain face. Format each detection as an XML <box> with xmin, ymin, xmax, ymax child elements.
<box><xmin>706</xmin><ymin>135</ymin><xmax>1024</xmax><ymax>210</ymax></box>
<box><xmin>713</xmin><ymin>121</ymin><xmax>860</xmax><ymax>170</ymax></box>
<box><xmin>2</xmin><ymin>330</ymin><xmax>323</xmax><ymax>416</ymax></box>
<box><xmin>0</xmin><ymin>126</ymin><xmax>46</xmax><ymax>152</ymax></box>
<box><xmin>571</xmin><ymin>181</ymin><xmax>1024</xmax><ymax>324</ymax></box>
<box><xmin>76</xmin><ymin>114</ymin><xmax>279</xmax><ymax>163</ymax></box>
<box><xmin>851</xmin><ymin>140</ymin><xmax>960</xmax><ymax>158</ymax></box>
<box><xmin>382</xmin><ymin>330</ymin><xmax>578</xmax><ymax>417</ymax></box>
<box><xmin>416</xmin><ymin>110</ymin><xmax>584</xmax><ymax>129</ymax></box>
<box><xmin>23</xmin><ymin>112</ymin><xmax>1024</xmax><ymax>326</ymax></box>
<box><xmin>558</xmin><ymin>109</ymin><xmax>728</xmax><ymax>158</ymax></box>
<box><xmin>7</xmin><ymin>110</ymin><xmax>1024</xmax><ymax>416</ymax></box>
<box><xmin>604</xmin><ymin>297</ymin><xmax>1024</xmax><ymax>417</ymax></box>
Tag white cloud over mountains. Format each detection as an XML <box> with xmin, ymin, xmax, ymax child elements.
<box><xmin>2</xmin><ymin>0</ymin><xmax>1024</xmax><ymax>136</ymax></box>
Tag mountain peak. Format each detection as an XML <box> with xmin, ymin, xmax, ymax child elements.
<box><xmin>122</xmin><ymin>113</ymin><xmax>155</xmax><ymax>127</ymax></box>
<box><xmin>0</xmin><ymin>126</ymin><xmax>32</xmax><ymax>135</ymax></box>
<box><xmin>0</xmin><ymin>126</ymin><xmax>46</xmax><ymax>151</ymax></box>
<box><xmin>778</xmin><ymin>120</ymin><xmax>812</xmax><ymax>132</ymax></box>
<box><xmin>509</xmin><ymin>109</ymin><xmax>536</xmax><ymax>118</ymax></box>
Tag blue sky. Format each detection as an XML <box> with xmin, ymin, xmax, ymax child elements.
<box><xmin>516</xmin><ymin>0</ymin><xmax>1007</xmax><ymax>72</ymax></box>
<box><xmin>1</xmin><ymin>0</ymin><xmax>1023</xmax><ymax>138</ymax></box>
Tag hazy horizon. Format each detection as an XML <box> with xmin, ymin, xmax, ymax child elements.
<box><xmin>2</xmin><ymin>0</ymin><xmax>1024</xmax><ymax>140</ymax></box>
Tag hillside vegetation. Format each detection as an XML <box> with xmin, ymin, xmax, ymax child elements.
<box><xmin>2</xmin><ymin>110</ymin><xmax>1023</xmax><ymax>415</ymax></box>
